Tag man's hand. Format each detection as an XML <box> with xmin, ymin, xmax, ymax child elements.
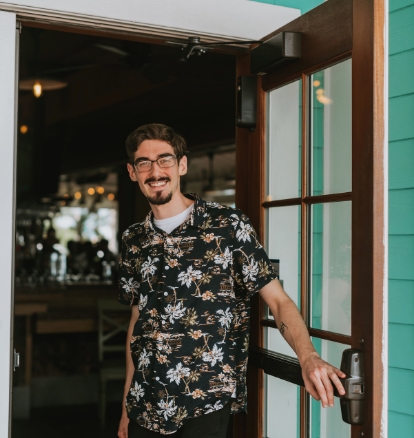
<box><xmin>118</xmin><ymin>412</ymin><xmax>129</xmax><ymax>438</ymax></box>
<box><xmin>301</xmin><ymin>351</ymin><xmax>346</xmax><ymax>407</ymax></box>
<box><xmin>259</xmin><ymin>280</ymin><xmax>346</xmax><ymax>407</ymax></box>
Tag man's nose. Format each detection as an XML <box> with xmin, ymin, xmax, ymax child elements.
<box><xmin>148</xmin><ymin>161</ymin><xmax>163</xmax><ymax>177</ymax></box>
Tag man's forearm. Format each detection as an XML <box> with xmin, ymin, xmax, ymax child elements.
<box><xmin>122</xmin><ymin>306</ymin><xmax>139</xmax><ymax>414</ymax></box>
<box><xmin>271</xmin><ymin>293</ymin><xmax>317</xmax><ymax>364</ymax></box>
<box><xmin>260</xmin><ymin>280</ymin><xmax>317</xmax><ymax>364</ymax></box>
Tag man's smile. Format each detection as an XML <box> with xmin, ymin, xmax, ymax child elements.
<box><xmin>145</xmin><ymin>177</ymin><xmax>170</xmax><ymax>189</ymax></box>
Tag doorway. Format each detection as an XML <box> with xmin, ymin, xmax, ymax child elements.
<box><xmin>12</xmin><ymin>24</ymin><xmax>237</xmax><ymax>437</ymax></box>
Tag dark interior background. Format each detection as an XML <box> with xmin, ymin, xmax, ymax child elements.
<box><xmin>17</xmin><ymin>27</ymin><xmax>237</xmax><ymax>202</ymax></box>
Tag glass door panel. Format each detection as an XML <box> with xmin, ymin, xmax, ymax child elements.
<box><xmin>310</xmin><ymin>339</ymin><xmax>351</xmax><ymax>438</ymax></box>
<box><xmin>310</xmin><ymin>59</ymin><xmax>352</xmax><ymax>196</ymax></box>
<box><xmin>265</xmin><ymin>375</ymin><xmax>300</xmax><ymax>438</ymax></box>
<box><xmin>267</xmin><ymin>80</ymin><xmax>302</xmax><ymax>201</ymax></box>
<box><xmin>310</xmin><ymin>202</ymin><xmax>351</xmax><ymax>335</ymax></box>
<box><xmin>267</xmin><ymin>206</ymin><xmax>301</xmax><ymax>308</ymax></box>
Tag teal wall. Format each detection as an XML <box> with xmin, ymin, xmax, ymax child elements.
<box><xmin>251</xmin><ymin>0</ymin><xmax>321</xmax><ymax>13</ymax></box>
<box><xmin>389</xmin><ymin>1</ymin><xmax>414</xmax><ymax>435</ymax></box>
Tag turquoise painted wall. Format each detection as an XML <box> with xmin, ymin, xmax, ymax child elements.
<box><xmin>251</xmin><ymin>0</ymin><xmax>321</xmax><ymax>14</ymax></box>
<box><xmin>389</xmin><ymin>1</ymin><xmax>414</xmax><ymax>435</ymax></box>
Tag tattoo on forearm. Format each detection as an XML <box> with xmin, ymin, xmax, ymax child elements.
<box><xmin>279</xmin><ymin>322</ymin><xmax>288</xmax><ymax>335</ymax></box>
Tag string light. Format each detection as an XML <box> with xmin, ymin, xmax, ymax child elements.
<box><xmin>87</xmin><ymin>188</ymin><xmax>95</xmax><ymax>195</ymax></box>
<box><xmin>107</xmin><ymin>193</ymin><xmax>115</xmax><ymax>201</ymax></box>
<box><xmin>97</xmin><ymin>186</ymin><xmax>105</xmax><ymax>194</ymax></box>
<box><xmin>74</xmin><ymin>192</ymin><xmax>82</xmax><ymax>200</ymax></box>
<box><xmin>20</xmin><ymin>125</ymin><xmax>28</xmax><ymax>134</ymax></box>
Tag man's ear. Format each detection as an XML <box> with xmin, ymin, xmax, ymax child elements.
<box><xmin>127</xmin><ymin>163</ymin><xmax>138</xmax><ymax>181</ymax></box>
<box><xmin>178</xmin><ymin>155</ymin><xmax>188</xmax><ymax>176</ymax></box>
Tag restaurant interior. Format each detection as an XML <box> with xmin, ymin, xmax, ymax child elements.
<box><xmin>12</xmin><ymin>25</ymin><xmax>237</xmax><ymax>437</ymax></box>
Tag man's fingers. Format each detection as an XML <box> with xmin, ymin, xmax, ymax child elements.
<box><xmin>303</xmin><ymin>357</ymin><xmax>348</xmax><ymax>407</ymax></box>
<box><xmin>332</xmin><ymin>365</ymin><xmax>346</xmax><ymax>379</ymax></box>
<box><xmin>321</xmin><ymin>372</ymin><xmax>335</xmax><ymax>406</ymax></box>
<box><xmin>304</xmin><ymin>381</ymin><xmax>321</xmax><ymax>401</ymax></box>
<box><xmin>310</xmin><ymin>372</ymin><xmax>329</xmax><ymax>407</ymax></box>
<box><xmin>328</xmin><ymin>370</ymin><xmax>346</xmax><ymax>396</ymax></box>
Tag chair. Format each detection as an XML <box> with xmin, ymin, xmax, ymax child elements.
<box><xmin>98</xmin><ymin>299</ymin><xmax>131</xmax><ymax>427</ymax></box>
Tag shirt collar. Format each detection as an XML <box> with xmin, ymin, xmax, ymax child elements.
<box><xmin>144</xmin><ymin>193</ymin><xmax>207</xmax><ymax>234</ymax></box>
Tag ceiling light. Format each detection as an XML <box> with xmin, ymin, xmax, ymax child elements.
<box><xmin>19</xmin><ymin>77</ymin><xmax>68</xmax><ymax>98</ymax></box>
<box><xmin>97</xmin><ymin>186</ymin><xmax>105</xmax><ymax>194</ymax></box>
<box><xmin>74</xmin><ymin>191</ymin><xmax>82</xmax><ymax>200</ymax></box>
<box><xmin>88</xmin><ymin>188</ymin><xmax>95</xmax><ymax>195</ymax></box>
<box><xmin>33</xmin><ymin>82</ymin><xmax>42</xmax><ymax>98</ymax></box>
<box><xmin>20</xmin><ymin>125</ymin><xmax>28</xmax><ymax>134</ymax></box>
<box><xmin>107</xmin><ymin>193</ymin><xmax>115</xmax><ymax>201</ymax></box>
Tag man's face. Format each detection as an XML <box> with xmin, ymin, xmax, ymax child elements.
<box><xmin>127</xmin><ymin>139</ymin><xmax>187</xmax><ymax>206</ymax></box>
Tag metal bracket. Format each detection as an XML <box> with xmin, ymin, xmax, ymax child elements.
<box><xmin>14</xmin><ymin>349</ymin><xmax>20</xmax><ymax>371</ymax></box>
<box><xmin>250</xmin><ymin>31</ymin><xmax>301</xmax><ymax>75</ymax></box>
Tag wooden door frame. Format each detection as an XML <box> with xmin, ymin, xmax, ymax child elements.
<box><xmin>235</xmin><ymin>1</ymin><xmax>387</xmax><ymax>437</ymax></box>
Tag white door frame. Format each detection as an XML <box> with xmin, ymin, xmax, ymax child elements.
<box><xmin>0</xmin><ymin>0</ymin><xmax>300</xmax><ymax>42</ymax></box>
<box><xmin>0</xmin><ymin>10</ymin><xmax>18</xmax><ymax>437</ymax></box>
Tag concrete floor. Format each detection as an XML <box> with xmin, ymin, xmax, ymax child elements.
<box><xmin>12</xmin><ymin>402</ymin><xmax>120</xmax><ymax>438</ymax></box>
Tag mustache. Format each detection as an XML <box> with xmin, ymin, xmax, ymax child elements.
<box><xmin>144</xmin><ymin>177</ymin><xmax>171</xmax><ymax>184</ymax></box>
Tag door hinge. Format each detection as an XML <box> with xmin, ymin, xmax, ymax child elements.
<box><xmin>14</xmin><ymin>349</ymin><xmax>20</xmax><ymax>371</ymax></box>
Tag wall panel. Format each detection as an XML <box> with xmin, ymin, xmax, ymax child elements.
<box><xmin>389</xmin><ymin>139</ymin><xmax>414</xmax><ymax>189</ymax></box>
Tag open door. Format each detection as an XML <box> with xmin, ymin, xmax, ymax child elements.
<box><xmin>235</xmin><ymin>1</ymin><xmax>386</xmax><ymax>437</ymax></box>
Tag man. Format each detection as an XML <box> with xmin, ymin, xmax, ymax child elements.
<box><xmin>117</xmin><ymin>124</ymin><xmax>345</xmax><ymax>438</ymax></box>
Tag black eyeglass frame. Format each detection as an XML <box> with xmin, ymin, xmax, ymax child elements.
<box><xmin>132</xmin><ymin>154</ymin><xmax>182</xmax><ymax>172</ymax></box>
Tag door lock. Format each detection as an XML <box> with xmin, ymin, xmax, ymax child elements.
<box><xmin>335</xmin><ymin>349</ymin><xmax>365</xmax><ymax>425</ymax></box>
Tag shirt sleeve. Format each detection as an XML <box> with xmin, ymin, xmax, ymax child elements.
<box><xmin>231</xmin><ymin>212</ymin><xmax>276</xmax><ymax>297</ymax></box>
<box><xmin>118</xmin><ymin>230</ymin><xmax>140</xmax><ymax>306</ymax></box>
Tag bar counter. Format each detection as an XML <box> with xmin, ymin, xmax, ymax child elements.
<box><xmin>15</xmin><ymin>284</ymin><xmax>119</xmax><ymax>334</ymax></box>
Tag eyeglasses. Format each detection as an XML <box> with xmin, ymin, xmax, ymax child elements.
<box><xmin>132</xmin><ymin>154</ymin><xmax>180</xmax><ymax>173</ymax></box>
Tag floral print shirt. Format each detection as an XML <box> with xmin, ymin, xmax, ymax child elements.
<box><xmin>118</xmin><ymin>194</ymin><xmax>276</xmax><ymax>435</ymax></box>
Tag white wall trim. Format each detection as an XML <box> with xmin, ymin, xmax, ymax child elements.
<box><xmin>381</xmin><ymin>0</ymin><xmax>389</xmax><ymax>435</ymax></box>
<box><xmin>0</xmin><ymin>0</ymin><xmax>300</xmax><ymax>42</ymax></box>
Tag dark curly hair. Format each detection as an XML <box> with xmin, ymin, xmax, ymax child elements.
<box><xmin>125</xmin><ymin>123</ymin><xmax>188</xmax><ymax>162</ymax></box>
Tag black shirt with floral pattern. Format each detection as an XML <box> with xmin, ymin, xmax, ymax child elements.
<box><xmin>118</xmin><ymin>194</ymin><xmax>276</xmax><ymax>435</ymax></box>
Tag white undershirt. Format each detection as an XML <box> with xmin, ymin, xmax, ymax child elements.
<box><xmin>153</xmin><ymin>204</ymin><xmax>194</xmax><ymax>234</ymax></box>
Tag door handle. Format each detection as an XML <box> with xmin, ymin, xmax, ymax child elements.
<box><xmin>334</xmin><ymin>349</ymin><xmax>365</xmax><ymax>425</ymax></box>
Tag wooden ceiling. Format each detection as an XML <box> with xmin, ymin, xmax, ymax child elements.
<box><xmin>17</xmin><ymin>26</ymin><xmax>236</xmax><ymax>180</ymax></box>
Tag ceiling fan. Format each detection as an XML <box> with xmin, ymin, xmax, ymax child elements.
<box><xmin>165</xmin><ymin>36</ymin><xmax>263</xmax><ymax>62</ymax></box>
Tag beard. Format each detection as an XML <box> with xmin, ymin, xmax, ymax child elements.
<box><xmin>144</xmin><ymin>177</ymin><xmax>173</xmax><ymax>205</ymax></box>
<box><xmin>146</xmin><ymin>190</ymin><xmax>173</xmax><ymax>205</ymax></box>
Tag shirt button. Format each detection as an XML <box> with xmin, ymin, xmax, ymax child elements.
<box><xmin>162</xmin><ymin>321</ymin><xmax>166</xmax><ymax>325</ymax></box>
<box><xmin>164</xmin><ymin>292</ymin><xmax>168</xmax><ymax>296</ymax></box>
